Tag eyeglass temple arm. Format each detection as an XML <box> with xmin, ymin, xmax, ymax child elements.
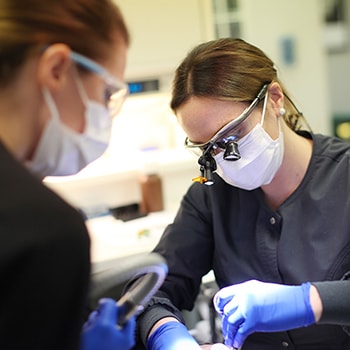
<box><xmin>211</xmin><ymin>84</ymin><xmax>269</xmax><ymax>143</ymax></box>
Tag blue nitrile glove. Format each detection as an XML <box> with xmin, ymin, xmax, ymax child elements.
<box><xmin>146</xmin><ymin>321</ymin><xmax>202</xmax><ymax>350</ymax></box>
<box><xmin>213</xmin><ymin>280</ymin><xmax>315</xmax><ymax>349</ymax></box>
<box><xmin>80</xmin><ymin>298</ymin><xmax>136</xmax><ymax>350</ymax></box>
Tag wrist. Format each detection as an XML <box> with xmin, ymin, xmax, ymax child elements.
<box><xmin>310</xmin><ymin>284</ymin><xmax>323</xmax><ymax>322</ymax></box>
<box><xmin>146</xmin><ymin>319</ymin><xmax>199</xmax><ymax>350</ymax></box>
<box><xmin>148</xmin><ymin>317</ymin><xmax>180</xmax><ymax>338</ymax></box>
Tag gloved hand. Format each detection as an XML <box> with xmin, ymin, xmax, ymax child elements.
<box><xmin>147</xmin><ymin>321</ymin><xmax>202</xmax><ymax>350</ymax></box>
<box><xmin>213</xmin><ymin>280</ymin><xmax>316</xmax><ymax>349</ymax></box>
<box><xmin>80</xmin><ymin>298</ymin><xmax>136</xmax><ymax>350</ymax></box>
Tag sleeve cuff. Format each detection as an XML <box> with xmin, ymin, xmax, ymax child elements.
<box><xmin>137</xmin><ymin>295</ymin><xmax>185</xmax><ymax>346</ymax></box>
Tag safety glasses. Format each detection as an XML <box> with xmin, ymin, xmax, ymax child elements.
<box><xmin>70</xmin><ymin>51</ymin><xmax>129</xmax><ymax>116</ymax></box>
<box><xmin>185</xmin><ymin>84</ymin><xmax>269</xmax><ymax>185</ymax></box>
<box><xmin>185</xmin><ymin>84</ymin><xmax>269</xmax><ymax>160</ymax></box>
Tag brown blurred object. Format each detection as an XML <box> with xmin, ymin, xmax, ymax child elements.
<box><xmin>139</xmin><ymin>173</ymin><xmax>164</xmax><ymax>213</ymax></box>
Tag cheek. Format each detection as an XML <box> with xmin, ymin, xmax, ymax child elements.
<box><xmin>82</xmin><ymin>75</ymin><xmax>105</xmax><ymax>104</ymax></box>
<box><xmin>236</xmin><ymin>118</ymin><xmax>257</xmax><ymax>139</ymax></box>
<box><xmin>62</xmin><ymin>105</ymin><xmax>85</xmax><ymax>133</ymax></box>
<box><xmin>92</xmin><ymin>85</ymin><xmax>107</xmax><ymax>107</ymax></box>
<box><xmin>54</xmin><ymin>90</ymin><xmax>86</xmax><ymax>133</ymax></box>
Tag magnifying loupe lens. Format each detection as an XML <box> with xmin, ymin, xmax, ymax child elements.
<box><xmin>224</xmin><ymin>141</ymin><xmax>240</xmax><ymax>161</ymax></box>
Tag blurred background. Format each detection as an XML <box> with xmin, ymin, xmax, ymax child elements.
<box><xmin>44</xmin><ymin>0</ymin><xmax>350</xmax><ymax>255</ymax></box>
<box><xmin>46</xmin><ymin>0</ymin><xmax>350</xmax><ymax>213</ymax></box>
<box><xmin>43</xmin><ymin>1</ymin><xmax>350</xmax><ymax>341</ymax></box>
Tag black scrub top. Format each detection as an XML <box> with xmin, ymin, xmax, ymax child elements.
<box><xmin>138</xmin><ymin>133</ymin><xmax>350</xmax><ymax>349</ymax></box>
<box><xmin>0</xmin><ymin>141</ymin><xmax>90</xmax><ymax>349</ymax></box>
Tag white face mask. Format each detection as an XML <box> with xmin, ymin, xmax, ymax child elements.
<box><xmin>213</xmin><ymin>93</ymin><xmax>284</xmax><ymax>190</ymax></box>
<box><xmin>26</xmin><ymin>84</ymin><xmax>111</xmax><ymax>179</ymax></box>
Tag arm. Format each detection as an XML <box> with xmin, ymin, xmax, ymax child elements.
<box><xmin>313</xmin><ymin>280</ymin><xmax>350</xmax><ymax>324</ymax></box>
<box><xmin>213</xmin><ymin>280</ymin><xmax>316</xmax><ymax>349</ymax></box>
<box><xmin>310</xmin><ymin>284</ymin><xmax>323</xmax><ymax>322</ymax></box>
<box><xmin>137</xmin><ymin>184</ymin><xmax>214</xmax><ymax>348</ymax></box>
<box><xmin>213</xmin><ymin>279</ymin><xmax>350</xmax><ymax>349</ymax></box>
<box><xmin>137</xmin><ymin>293</ymin><xmax>189</xmax><ymax>346</ymax></box>
<box><xmin>146</xmin><ymin>317</ymin><xmax>201</xmax><ymax>350</ymax></box>
<box><xmin>0</xmin><ymin>189</ymin><xmax>91</xmax><ymax>350</ymax></box>
<box><xmin>148</xmin><ymin>319</ymin><xmax>230</xmax><ymax>350</ymax></box>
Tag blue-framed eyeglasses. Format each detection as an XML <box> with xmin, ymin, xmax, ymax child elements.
<box><xmin>70</xmin><ymin>51</ymin><xmax>129</xmax><ymax>116</ymax></box>
<box><xmin>185</xmin><ymin>83</ymin><xmax>269</xmax><ymax>161</ymax></box>
<box><xmin>185</xmin><ymin>84</ymin><xmax>269</xmax><ymax>185</ymax></box>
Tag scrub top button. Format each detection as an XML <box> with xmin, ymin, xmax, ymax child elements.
<box><xmin>282</xmin><ymin>341</ymin><xmax>289</xmax><ymax>347</ymax></box>
<box><xmin>270</xmin><ymin>217</ymin><xmax>276</xmax><ymax>225</ymax></box>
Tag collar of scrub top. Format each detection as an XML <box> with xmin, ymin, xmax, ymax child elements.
<box><xmin>185</xmin><ymin>83</ymin><xmax>269</xmax><ymax>185</ymax></box>
<box><xmin>69</xmin><ymin>51</ymin><xmax>129</xmax><ymax>116</ymax></box>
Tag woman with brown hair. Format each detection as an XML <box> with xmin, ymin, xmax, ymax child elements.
<box><xmin>0</xmin><ymin>1</ymin><xmax>134</xmax><ymax>349</ymax></box>
<box><xmin>137</xmin><ymin>38</ymin><xmax>350</xmax><ymax>350</ymax></box>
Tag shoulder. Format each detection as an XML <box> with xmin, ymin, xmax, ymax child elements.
<box><xmin>302</xmin><ymin>133</ymin><xmax>350</xmax><ymax>194</ymax></box>
<box><xmin>0</xmin><ymin>142</ymin><xmax>89</xmax><ymax>251</ymax></box>
<box><xmin>312</xmin><ymin>133</ymin><xmax>350</xmax><ymax>161</ymax></box>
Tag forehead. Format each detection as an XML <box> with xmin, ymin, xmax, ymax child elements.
<box><xmin>176</xmin><ymin>96</ymin><xmax>249</xmax><ymax>143</ymax></box>
<box><xmin>98</xmin><ymin>37</ymin><xmax>128</xmax><ymax>81</ymax></box>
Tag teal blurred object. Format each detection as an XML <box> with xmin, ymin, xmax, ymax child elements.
<box><xmin>333</xmin><ymin>114</ymin><xmax>350</xmax><ymax>141</ymax></box>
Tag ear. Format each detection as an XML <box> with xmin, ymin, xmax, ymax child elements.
<box><xmin>268</xmin><ymin>82</ymin><xmax>284</xmax><ymax>110</ymax></box>
<box><xmin>37</xmin><ymin>44</ymin><xmax>72</xmax><ymax>91</ymax></box>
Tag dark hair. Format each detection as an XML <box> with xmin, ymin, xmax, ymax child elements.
<box><xmin>171</xmin><ymin>38</ymin><xmax>308</xmax><ymax>132</ymax></box>
<box><xmin>0</xmin><ymin>0</ymin><xmax>129</xmax><ymax>85</ymax></box>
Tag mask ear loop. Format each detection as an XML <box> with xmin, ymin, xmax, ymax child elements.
<box><xmin>42</xmin><ymin>87</ymin><xmax>61</xmax><ymax>123</ymax></box>
<box><xmin>73</xmin><ymin>69</ymin><xmax>89</xmax><ymax>108</ymax></box>
<box><xmin>260</xmin><ymin>90</ymin><xmax>283</xmax><ymax>137</ymax></box>
<box><xmin>259</xmin><ymin>90</ymin><xmax>269</xmax><ymax>126</ymax></box>
<box><xmin>72</xmin><ymin>68</ymin><xmax>92</xmax><ymax>134</ymax></box>
<box><xmin>42</xmin><ymin>87</ymin><xmax>82</xmax><ymax>137</ymax></box>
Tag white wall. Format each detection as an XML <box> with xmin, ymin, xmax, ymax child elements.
<box><xmin>116</xmin><ymin>0</ymin><xmax>215</xmax><ymax>82</ymax></box>
<box><xmin>240</xmin><ymin>0</ymin><xmax>331</xmax><ymax>134</ymax></box>
<box><xmin>116</xmin><ymin>0</ymin><xmax>331</xmax><ymax>135</ymax></box>
<box><xmin>46</xmin><ymin>1</ymin><xmax>334</xmax><ymax>214</ymax></box>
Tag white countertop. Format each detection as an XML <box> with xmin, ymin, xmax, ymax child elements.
<box><xmin>44</xmin><ymin>148</ymin><xmax>198</xmax><ymax>215</ymax></box>
<box><xmin>87</xmin><ymin>210</ymin><xmax>215</xmax><ymax>284</ymax></box>
<box><xmin>87</xmin><ymin>211</ymin><xmax>175</xmax><ymax>262</ymax></box>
